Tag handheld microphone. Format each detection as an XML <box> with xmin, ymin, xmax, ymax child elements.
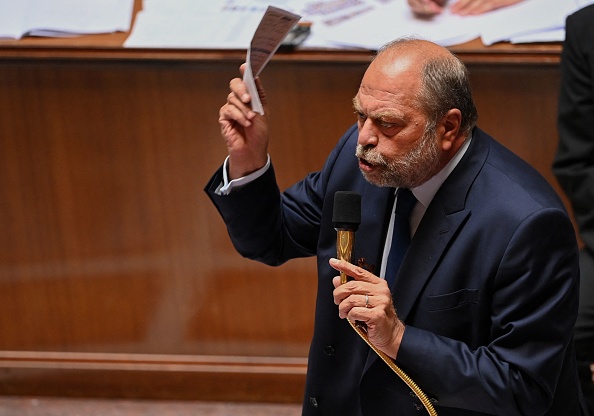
<box><xmin>332</xmin><ymin>191</ymin><xmax>361</xmax><ymax>284</ymax></box>
<box><xmin>330</xmin><ymin>191</ymin><xmax>436</xmax><ymax>415</ymax></box>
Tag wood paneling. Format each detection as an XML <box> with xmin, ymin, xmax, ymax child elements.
<box><xmin>0</xmin><ymin>60</ymin><xmax>325</xmax><ymax>358</ymax></box>
<box><xmin>469</xmin><ymin>65</ymin><xmax>561</xmax><ymax>188</ymax></box>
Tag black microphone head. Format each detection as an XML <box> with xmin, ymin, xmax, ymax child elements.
<box><xmin>333</xmin><ymin>191</ymin><xmax>361</xmax><ymax>231</ymax></box>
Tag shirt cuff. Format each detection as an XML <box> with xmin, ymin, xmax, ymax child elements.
<box><xmin>216</xmin><ymin>155</ymin><xmax>271</xmax><ymax>195</ymax></box>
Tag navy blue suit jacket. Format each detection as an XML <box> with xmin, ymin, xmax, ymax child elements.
<box><xmin>206</xmin><ymin>126</ymin><xmax>586</xmax><ymax>415</ymax></box>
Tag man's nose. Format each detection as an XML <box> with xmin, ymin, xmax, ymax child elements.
<box><xmin>357</xmin><ymin>119</ymin><xmax>379</xmax><ymax>147</ymax></box>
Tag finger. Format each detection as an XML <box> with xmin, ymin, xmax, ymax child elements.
<box><xmin>451</xmin><ymin>0</ymin><xmax>517</xmax><ymax>15</ymax></box>
<box><xmin>229</xmin><ymin>78</ymin><xmax>252</xmax><ymax>104</ymax></box>
<box><xmin>364</xmin><ymin>293</ymin><xmax>371</xmax><ymax>309</ymax></box>
<box><xmin>219</xmin><ymin>101</ymin><xmax>254</xmax><ymax>129</ymax></box>
<box><xmin>231</xmin><ymin>70</ymin><xmax>268</xmax><ymax>116</ymax></box>
<box><xmin>332</xmin><ymin>275</ymin><xmax>342</xmax><ymax>289</ymax></box>
<box><xmin>222</xmin><ymin>79</ymin><xmax>258</xmax><ymax>127</ymax></box>
<box><xmin>237</xmin><ymin>63</ymin><xmax>267</xmax><ymax>108</ymax></box>
<box><xmin>329</xmin><ymin>258</ymin><xmax>382</xmax><ymax>284</ymax></box>
<box><xmin>451</xmin><ymin>0</ymin><xmax>487</xmax><ymax>15</ymax></box>
<box><xmin>409</xmin><ymin>0</ymin><xmax>443</xmax><ymax>15</ymax></box>
<box><xmin>225</xmin><ymin>91</ymin><xmax>256</xmax><ymax>120</ymax></box>
<box><xmin>332</xmin><ymin>277</ymin><xmax>369</xmax><ymax>304</ymax></box>
<box><xmin>345</xmin><ymin>302</ymin><xmax>372</xmax><ymax>322</ymax></box>
<box><xmin>337</xmin><ymin>293</ymin><xmax>371</xmax><ymax>319</ymax></box>
<box><xmin>332</xmin><ymin>278</ymin><xmax>356</xmax><ymax>304</ymax></box>
<box><xmin>449</xmin><ymin>0</ymin><xmax>470</xmax><ymax>13</ymax></box>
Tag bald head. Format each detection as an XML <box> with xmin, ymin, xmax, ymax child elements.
<box><xmin>366</xmin><ymin>38</ymin><xmax>478</xmax><ymax>136</ymax></box>
<box><xmin>377</xmin><ymin>38</ymin><xmax>453</xmax><ymax>58</ymax></box>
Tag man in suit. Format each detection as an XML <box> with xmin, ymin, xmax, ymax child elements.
<box><xmin>206</xmin><ymin>38</ymin><xmax>587</xmax><ymax>415</ymax></box>
<box><xmin>553</xmin><ymin>4</ymin><xmax>594</xmax><ymax>414</ymax></box>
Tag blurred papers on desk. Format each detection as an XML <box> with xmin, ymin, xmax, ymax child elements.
<box><xmin>125</xmin><ymin>0</ymin><xmax>261</xmax><ymax>49</ymax></box>
<box><xmin>124</xmin><ymin>0</ymin><xmax>593</xmax><ymax>50</ymax></box>
<box><xmin>0</xmin><ymin>0</ymin><xmax>134</xmax><ymax>39</ymax></box>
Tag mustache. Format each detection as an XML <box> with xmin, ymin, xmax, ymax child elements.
<box><xmin>355</xmin><ymin>145</ymin><xmax>389</xmax><ymax>166</ymax></box>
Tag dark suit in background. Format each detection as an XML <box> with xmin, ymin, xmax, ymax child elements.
<box><xmin>553</xmin><ymin>4</ymin><xmax>594</xmax><ymax>414</ymax></box>
<box><xmin>207</xmin><ymin>124</ymin><xmax>586</xmax><ymax>415</ymax></box>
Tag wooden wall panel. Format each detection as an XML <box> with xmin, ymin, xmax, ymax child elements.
<box><xmin>0</xmin><ymin>60</ymin><xmax>330</xmax><ymax>357</ymax></box>
<box><xmin>469</xmin><ymin>65</ymin><xmax>561</xmax><ymax>189</ymax></box>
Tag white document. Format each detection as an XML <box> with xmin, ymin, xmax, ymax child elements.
<box><xmin>125</xmin><ymin>0</ymin><xmax>302</xmax><ymax>49</ymax></box>
<box><xmin>124</xmin><ymin>0</ymin><xmax>264</xmax><ymax>49</ymax></box>
<box><xmin>0</xmin><ymin>0</ymin><xmax>29</xmax><ymax>39</ymax></box>
<box><xmin>511</xmin><ymin>28</ymin><xmax>565</xmax><ymax>44</ymax></box>
<box><xmin>575</xmin><ymin>0</ymin><xmax>594</xmax><ymax>7</ymax></box>
<box><xmin>478</xmin><ymin>0</ymin><xmax>576</xmax><ymax>46</ymax></box>
<box><xmin>125</xmin><ymin>9</ymin><xmax>261</xmax><ymax>49</ymax></box>
<box><xmin>0</xmin><ymin>0</ymin><xmax>134</xmax><ymax>39</ymax></box>
<box><xmin>243</xmin><ymin>6</ymin><xmax>301</xmax><ymax>115</ymax></box>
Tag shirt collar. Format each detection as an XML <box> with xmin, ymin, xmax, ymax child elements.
<box><xmin>411</xmin><ymin>132</ymin><xmax>473</xmax><ymax>210</ymax></box>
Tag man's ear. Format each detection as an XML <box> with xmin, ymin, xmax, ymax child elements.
<box><xmin>439</xmin><ymin>108</ymin><xmax>462</xmax><ymax>152</ymax></box>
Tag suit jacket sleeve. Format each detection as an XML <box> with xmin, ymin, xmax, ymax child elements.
<box><xmin>204</xmin><ymin>124</ymin><xmax>358</xmax><ymax>266</ymax></box>
<box><xmin>553</xmin><ymin>5</ymin><xmax>594</xmax><ymax>252</ymax></box>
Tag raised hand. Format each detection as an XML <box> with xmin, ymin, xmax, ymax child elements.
<box><xmin>219</xmin><ymin>63</ymin><xmax>270</xmax><ymax>180</ymax></box>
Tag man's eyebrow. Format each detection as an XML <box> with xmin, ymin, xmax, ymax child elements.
<box><xmin>373</xmin><ymin>110</ymin><xmax>402</xmax><ymax>120</ymax></box>
<box><xmin>352</xmin><ymin>97</ymin><xmax>403</xmax><ymax>121</ymax></box>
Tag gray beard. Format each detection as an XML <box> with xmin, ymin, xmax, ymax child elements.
<box><xmin>355</xmin><ymin>128</ymin><xmax>441</xmax><ymax>189</ymax></box>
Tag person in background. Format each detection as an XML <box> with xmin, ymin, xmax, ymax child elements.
<box><xmin>408</xmin><ymin>0</ymin><xmax>523</xmax><ymax>16</ymax></box>
<box><xmin>553</xmin><ymin>4</ymin><xmax>594</xmax><ymax>415</ymax></box>
<box><xmin>206</xmin><ymin>37</ymin><xmax>587</xmax><ymax>415</ymax></box>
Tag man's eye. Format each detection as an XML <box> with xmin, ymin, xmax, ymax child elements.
<box><xmin>354</xmin><ymin>111</ymin><xmax>366</xmax><ymax>121</ymax></box>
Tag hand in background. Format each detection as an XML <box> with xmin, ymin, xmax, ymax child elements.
<box><xmin>407</xmin><ymin>0</ymin><xmax>446</xmax><ymax>16</ymax></box>
<box><xmin>408</xmin><ymin>0</ymin><xmax>524</xmax><ymax>16</ymax></box>
<box><xmin>450</xmin><ymin>0</ymin><xmax>524</xmax><ymax>15</ymax></box>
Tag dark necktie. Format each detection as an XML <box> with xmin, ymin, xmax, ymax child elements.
<box><xmin>384</xmin><ymin>188</ymin><xmax>417</xmax><ymax>289</ymax></box>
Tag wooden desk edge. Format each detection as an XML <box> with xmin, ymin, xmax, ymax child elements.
<box><xmin>0</xmin><ymin>351</ymin><xmax>307</xmax><ymax>402</ymax></box>
<box><xmin>0</xmin><ymin>38</ymin><xmax>561</xmax><ymax>65</ymax></box>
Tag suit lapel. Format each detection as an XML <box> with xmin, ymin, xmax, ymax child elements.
<box><xmin>393</xmin><ymin>128</ymin><xmax>490</xmax><ymax>321</ymax></box>
<box><xmin>361</xmin><ymin>205</ymin><xmax>470</xmax><ymax>375</ymax></box>
<box><xmin>393</xmin><ymin>205</ymin><xmax>470</xmax><ymax>322</ymax></box>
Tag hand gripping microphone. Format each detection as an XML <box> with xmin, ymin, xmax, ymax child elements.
<box><xmin>332</xmin><ymin>191</ymin><xmax>361</xmax><ymax>284</ymax></box>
